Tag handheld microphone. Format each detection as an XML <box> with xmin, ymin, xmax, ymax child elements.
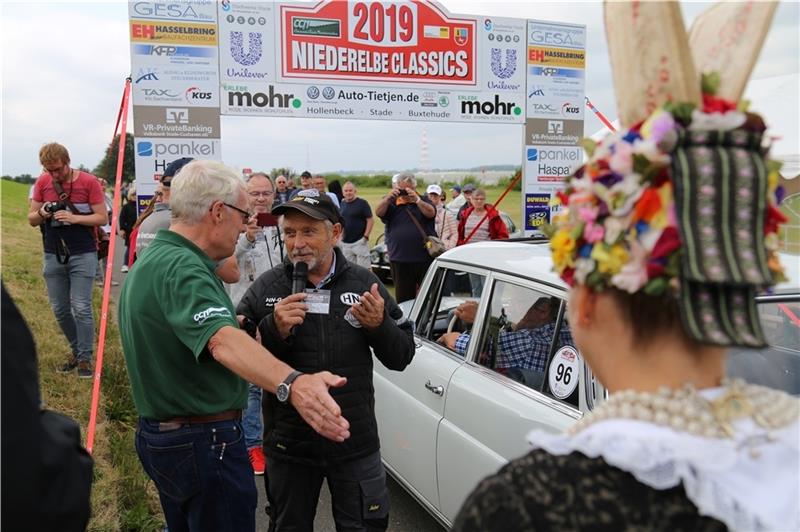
<box><xmin>290</xmin><ymin>262</ymin><xmax>308</xmax><ymax>336</ymax></box>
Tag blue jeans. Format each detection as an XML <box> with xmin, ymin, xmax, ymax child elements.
<box><xmin>43</xmin><ymin>252</ymin><xmax>97</xmax><ymax>363</ymax></box>
<box><xmin>243</xmin><ymin>383</ymin><xmax>263</xmax><ymax>449</ymax></box>
<box><xmin>136</xmin><ymin>417</ymin><xmax>257</xmax><ymax>532</ymax></box>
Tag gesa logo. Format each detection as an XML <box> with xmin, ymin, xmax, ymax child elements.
<box><xmin>133</xmin><ymin>2</ymin><xmax>202</xmax><ymax>20</ymax></box>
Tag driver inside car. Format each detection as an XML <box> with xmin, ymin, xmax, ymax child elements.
<box><xmin>438</xmin><ymin>298</ymin><xmax>572</xmax><ymax>388</ymax></box>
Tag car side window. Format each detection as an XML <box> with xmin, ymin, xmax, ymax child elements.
<box><xmin>474</xmin><ymin>281</ymin><xmax>565</xmax><ymax>392</ymax></box>
<box><xmin>415</xmin><ymin>267</ymin><xmax>487</xmax><ymax>356</ymax></box>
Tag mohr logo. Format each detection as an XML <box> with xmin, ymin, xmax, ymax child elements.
<box><xmin>165</xmin><ymin>108</ymin><xmax>189</xmax><ymax>124</ymax></box>
<box><xmin>228</xmin><ymin>86</ymin><xmax>297</xmax><ymax>109</ymax></box>
<box><xmin>461</xmin><ymin>95</ymin><xmax>521</xmax><ymax>116</ymax></box>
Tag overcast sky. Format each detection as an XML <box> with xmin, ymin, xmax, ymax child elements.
<box><xmin>1</xmin><ymin>1</ymin><xmax>798</xmax><ymax>177</ymax></box>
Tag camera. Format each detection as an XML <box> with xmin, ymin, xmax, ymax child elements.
<box><xmin>398</xmin><ymin>189</ymin><xmax>409</xmax><ymax>197</ymax></box>
<box><xmin>44</xmin><ymin>201</ymin><xmax>70</xmax><ymax>226</ymax></box>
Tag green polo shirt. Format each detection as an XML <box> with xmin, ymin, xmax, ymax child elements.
<box><xmin>119</xmin><ymin>229</ymin><xmax>247</xmax><ymax>419</ymax></box>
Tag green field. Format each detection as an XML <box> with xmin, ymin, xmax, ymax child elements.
<box><xmin>780</xmin><ymin>193</ymin><xmax>800</xmax><ymax>255</ymax></box>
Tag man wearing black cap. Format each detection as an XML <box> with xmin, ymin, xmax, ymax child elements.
<box><xmin>288</xmin><ymin>170</ymin><xmax>313</xmax><ymax>199</ymax></box>
<box><xmin>135</xmin><ymin>157</ymin><xmax>192</xmax><ymax>256</ymax></box>
<box><xmin>237</xmin><ymin>189</ymin><xmax>415</xmax><ymax>531</ymax></box>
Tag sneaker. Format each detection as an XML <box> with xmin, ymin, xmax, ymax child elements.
<box><xmin>58</xmin><ymin>356</ymin><xmax>79</xmax><ymax>373</ymax></box>
<box><xmin>77</xmin><ymin>361</ymin><xmax>93</xmax><ymax>379</ymax></box>
<box><xmin>248</xmin><ymin>447</ymin><xmax>266</xmax><ymax>475</ymax></box>
<box><xmin>121</xmin><ymin>264</ymin><xmax>129</xmax><ymax>273</ymax></box>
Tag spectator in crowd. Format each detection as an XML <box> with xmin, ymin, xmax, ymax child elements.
<box><xmin>446</xmin><ymin>184</ymin><xmax>465</xmax><ymax>212</ymax></box>
<box><xmin>225</xmin><ymin>172</ymin><xmax>284</xmax><ymax>476</ymax></box>
<box><xmin>118</xmin><ymin>161</ymin><xmax>351</xmax><ymax>532</ymax></box>
<box><xmin>457</xmin><ymin>188</ymin><xmax>509</xmax><ymax>245</ymax></box>
<box><xmin>118</xmin><ymin>187</ymin><xmax>138</xmax><ymax>273</ymax></box>
<box><xmin>328</xmin><ymin>179</ymin><xmax>344</xmax><ymax>203</ymax></box>
<box><xmin>289</xmin><ymin>170</ymin><xmax>313</xmax><ymax>199</ymax></box>
<box><xmin>286</xmin><ymin>176</ymin><xmax>296</xmax><ymax>192</ymax></box>
<box><xmin>136</xmin><ymin>157</ymin><xmax>192</xmax><ymax>256</ymax></box>
<box><xmin>339</xmin><ymin>181</ymin><xmax>374</xmax><ymax>268</ymax></box>
<box><xmin>27</xmin><ymin>142</ymin><xmax>108</xmax><ymax>378</ymax></box>
<box><xmin>95</xmin><ymin>178</ymin><xmax>116</xmax><ymax>287</ymax></box>
<box><xmin>274</xmin><ymin>175</ymin><xmax>291</xmax><ymax>206</ymax></box>
<box><xmin>455</xmin><ymin>184</ymin><xmax>476</xmax><ymax>221</ymax></box>
<box><xmin>375</xmin><ymin>172</ymin><xmax>436</xmax><ymax>303</ymax></box>
<box><xmin>427</xmin><ymin>184</ymin><xmax>458</xmax><ymax>251</ymax></box>
<box><xmin>312</xmin><ymin>174</ymin><xmax>341</xmax><ymax>208</ymax></box>
<box><xmin>127</xmin><ymin>189</ymin><xmax>161</xmax><ymax>266</ymax></box>
<box><xmin>237</xmin><ymin>189</ymin><xmax>415</xmax><ymax>531</ymax></box>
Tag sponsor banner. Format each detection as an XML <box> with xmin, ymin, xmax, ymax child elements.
<box><xmin>279</xmin><ymin>0</ymin><xmax>477</xmax><ymax>86</ymax></box>
<box><xmin>527</xmin><ymin>97</ymin><xmax>584</xmax><ymax>120</ymax></box>
<box><xmin>133</xmin><ymin>65</ymin><xmax>218</xmax><ymax>84</ymax></box>
<box><xmin>524</xmin><ymin>193</ymin><xmax>551</xmax><ymax>231</ymax></box>
<box><xmin>128</xmin><ymin>1</ymin><xmax>218</xmax><ymax>23</ymax></box>
<box><xmin>218</xmin><ymin>1</ymin><xmax>277</xmax><ymax>83</ymax></box>
<box><xmin>134</xmin><ymin>137</ymin><xmax>222</xmax><ymax>199</ymax></box>
<box><xmin>130</xmin><ymin>19</ymin><xmax>218</xmax><ymax>46</ymax></box>
<box><xmin>136</xmin><ymin>194</ymin><xmax>156</xmax><ymax>216</ymax></box>
<box><xmin>132</xmin><ymin>82</ymin><xmax>220</xmax><ymax>107</ymax></box>
<box><xmin>221</xmin><ymin>81</ymin><xmax>520</xmax><ymax>123</ymax></box>
<box><xmin>528</xmin><ymin>20</ymin><xmax>586</xmax><ymax>50</ymax></box>
<box><xmin>527</xmin><ymin>80</ymin><xmax>584</xmax><ymax>101</ymax></box>
<box><xmin>131</xmin><ymin>43</ymin><xmax>218</xmax><ymax>68</ymax></box>
<box><xmin>133</xmin><ymin>106</ymin><xmax>221</xmax><ymax>138</ymax></box>
<box><xmin>480</xmin><ymin>17</ymin><xmax>526</xmax><ymax>94</ymax></box>
<box><xmin>527</xmin><ymin>46</ymin><xmax>585</xmax><ymax>69</ymax></box>
<box><xmin>525</xmin><ymin>146</ymin><xmax>583</xmax><ymax>183</ymax></box>
<box><xmin>525</xmin><ymin>118</ymin><xmax>584</xmax><ymax>146</ymax></box>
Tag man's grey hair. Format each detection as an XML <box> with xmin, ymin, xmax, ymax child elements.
<box><xmin>247</xmin><ymin>172</ymin><xmax>274</xmax><ymax>187</ymax></box>
<box><xmin>170</xmin><ymin>160</ymin><xmax>245</xmax><ymax>224</ymax></box>
<box><xmin>393</xmin><ymin>172</ymin><xmax>416</xmax><ymax>187</ymax></box>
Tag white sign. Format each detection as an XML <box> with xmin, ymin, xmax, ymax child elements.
<box><xmin>548</xmin><ymin>345</ymin><xmax>580</xmax><ymax>400</ymax></box>
<box><xmin>218</xmin><ymin>1</ymin><xmax>277</xmax><ymax>84</ymax></box>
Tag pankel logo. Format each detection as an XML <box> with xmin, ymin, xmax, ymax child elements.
<box><xmin>527</xmin><ymin>148</ymin><xmax>538</xmax><ymax>161</ymax></box>
<box><xmin>292</xmin><ymin>17</ymin><xmax>340</xmax><ymax>37</ymax></box>
<box><xmin>461</xmin><ymin>95</ymin><xmax>521</xmax><ymax>116</ymax></box>
<box><xmin>165</xmin><ymin>108</ymin><xmax>189</xmax><ymax>124</ymax></box>
<box><xmin>185</xmin><ymin>87</ymin><xmax>212</xmax><ymax>102</ymax></box>
<box><xmin>548</xmin><ymin>120</ymin><xmax>564</xmax><ymax>134</ymax></box>
<box><xmin>138</xmin><ymin>140</ymin><xmax>218</xmax><ymax>157</ymax></box>
<box><xmin>490</xmin><ymin>48</ymin><xmax>516</xmax><ymax>79</ymax></box>
<box><xmin>227</xmin><ymin>86</ymin><xmax>299</xmax><ymax>109</ymax></box>
<box><xmin>230</xmin><ymin>31</ymin><xmax>262</xmax><ymax>66</ymax></box>
<box><xmin>137</xmin><ymin>142</ymin><xmax>154</xmax><ymax>156</ymax></box>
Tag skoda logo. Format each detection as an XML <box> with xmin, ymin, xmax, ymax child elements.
<box><xmin>438</xmin><ymin>95</ymin><xmax>450</xmax><ymax>107</ymax></box>
<box><xmin>322</xmin><ymin>86</ymin><xmax>336</xmax><ymax>100</ymax></box>
<box><xmin>307</xmin><ymin>86</ymin><xmax>320</xmax><ymax>99</ymax></box>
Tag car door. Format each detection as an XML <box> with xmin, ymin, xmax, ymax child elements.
<box><xmin>435</xmin><ymin>274</ymin><xmax>587</xmax><ymax>523</ymax></box>
<box><xmin>373</xmin><ymin>263</ymin><xmax>489</xmax><ymax>513</ymax></box>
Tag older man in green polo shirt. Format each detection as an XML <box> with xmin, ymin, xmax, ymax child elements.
<box><xmin>118</xmin><ymin>160</ymin><xmax>350</xmax><ymax>532</ymax></box>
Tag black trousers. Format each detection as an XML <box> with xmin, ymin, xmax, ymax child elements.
<box><xmin>265</xmin><ymin>450</ymin><xmax>389</xmax><ymax>532</ymax></box>
<box><xmin>390</xmin><ymin>259</ymin><xmax>432</xmax><ymax>303</ymax></box>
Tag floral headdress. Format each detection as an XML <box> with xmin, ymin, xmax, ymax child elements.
<box><xmin>545</xmin><ymin>75</ymin><xmax>787</xmax><ymax>348</ymax></box>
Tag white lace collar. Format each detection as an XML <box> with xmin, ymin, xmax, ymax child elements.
<box><xmin>527</xmin><ymin>387</ymin><xmax>800</xmax><ymax>531</ymax></box>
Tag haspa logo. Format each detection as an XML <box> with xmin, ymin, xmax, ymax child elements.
<box><xmin>185</xmin><ymin>87</ymin><xmax>212</xmax><ymax>102</ymax></box>
<box><xmin>490</xmin><ymin>48</ymin><xmax>516</xmax><ymax>79</ymax></box>
<box><xmin>227</xmin><ymin>86</ymin><xmax>300</xmax><ymax>109</ymax></box>
<box><xmin>461</xmin><ymin>95</ymin><xmax>521</xmax><ymax>116</ymax></box>
<box><xmin>230</xmin><ymin>31</ymin><xmax>262</xmax><ymax>66</ymax></box>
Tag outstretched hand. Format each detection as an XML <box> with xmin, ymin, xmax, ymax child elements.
<box><xmin>290</xmin><ymin>372</ymin><xmax>350</xmax><ymax>442</ymax></box>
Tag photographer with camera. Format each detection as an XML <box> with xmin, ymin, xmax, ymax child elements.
<box><xmin>27</xmin><ymin>143</ymin><xmax>108</xmax><ymax>378</ymax></box>
<box><xmin>225</xmin><ymin>171</ymin><xmax>284</xmax><ymax>476</ymax></box>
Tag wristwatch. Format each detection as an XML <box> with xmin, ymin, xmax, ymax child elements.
<box><xmin>276</xmin><ymin>370</ymin><xmax>303</xmax><ymax>403</ymax></box>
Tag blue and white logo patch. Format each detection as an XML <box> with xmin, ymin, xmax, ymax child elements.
<box><xmin>344</xmin><ymin>307</ymin><xmax>362</xmax><ymax>328</ymax></box>
<box><xmin>340</xmin><ymin>292</ymin><xmax>361</xmax><ymax>306</ymax></box>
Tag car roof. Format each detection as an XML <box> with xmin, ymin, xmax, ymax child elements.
<box><xmin>437</xmin><ymin>239</ymin><xmax>567</xmax><ymax>290</ymax></box>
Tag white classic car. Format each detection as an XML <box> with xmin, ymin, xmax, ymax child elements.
<box><xmin>373</xmin><ymin>240</ymin><xmax>800</xmax><ymax>528</ymax></box>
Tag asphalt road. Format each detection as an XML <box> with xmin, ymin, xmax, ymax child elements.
<box><xmin>108</xmin><ymin>237</ymin><xmax>443</xmax><ymax>531</ymax></box>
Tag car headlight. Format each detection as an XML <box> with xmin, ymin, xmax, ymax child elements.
<box><xmin>371</xmin><ymin>250</ymin><xmax>380</xmax><ymax>263</ymax></box>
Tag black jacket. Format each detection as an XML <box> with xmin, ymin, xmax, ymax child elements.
<box><xmin>237</xmin><ymin>247</ymin><xmax>415</xmax><ymax>464</ymax></box>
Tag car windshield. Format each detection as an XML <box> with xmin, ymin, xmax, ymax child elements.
<box><xmin>727</xmin><ymin>299</ymin><xmax>800</xmax><ymax>396</ymax></box>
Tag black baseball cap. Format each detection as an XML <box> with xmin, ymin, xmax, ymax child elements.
<box><xmin>300</xmin><ymin>170</ymin><xmax>312</xmax><ymax>179</ymax></box>
<box><xmin>162</xmin><ymin>157</ymin><xmax>194</xmax><ymax>186</ymax></box>
<box><xmin>272</xmin><ymin>189</ymin><xmax>343</xmax><ymax>225</ymax></box>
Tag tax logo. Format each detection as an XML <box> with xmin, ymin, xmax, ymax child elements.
<box><xmin>135</xmin><ymin>68</ymin><xmax>159</xmax><ymax>83</ymax></box>
<box><xmin>230</xmin><ymin>31</ymin><xmax>262</xmax><ymax>66</ymax></box>
<box><xmin>137</xmin><ymin>142</ymin><xmax>153</xmax><ymax>157</ymax></box>
<box><xmin>322</xmin><ymin>86</ymin><xmax>336</xmax><ymax>100</ymax></box>
<box><xmin>143</xmin><ymin>88</ymin><xmax>178</xmax><ymax>97</ymax></box>
<box><xmin>490</xmin><ymin>48</ymin><xmax>516</xmax><ymax>79</ymax></box>
<box><xmin>165</xmin><ymin>108</ymin><xmax>189</xmax><ymax>124</ymax></box>
<box><xmin>307</xmin><ymin>86</ymin><xmax>320</xmax><ymax>99</ymax></box>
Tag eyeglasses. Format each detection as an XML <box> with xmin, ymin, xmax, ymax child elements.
<box><xmin>248</xmin><ymin>191</ymin><xmax>274</xmax><ymax>198</ymax></box>
<box><xmin>222</xmin><ymin>202</ymin><xmax>252</xmax><ymax>223</ymax></box>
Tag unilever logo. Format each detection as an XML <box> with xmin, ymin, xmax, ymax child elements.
<box><xmin>230</xmin><ymin>31</ymin><xmax>262</xmax><ymax>66</ymax></box>
<box><xmin>490</xmin><ymin>48</ymin><xmax>516</xmax><ymax>79</ymax></box>
<box><xmin>307</xmin><ymin>86</ymin><xmax>320</xmax><ymax>99</ymax></box>
<box><xmin>138</xmin><ymin>142</ymin><xmax>153</xmax><ymax>157</ymax></box>
<box><xmin>322</xmin><ymin>86</ymin><xmax>335</xmax><ymax>100</ymax></box>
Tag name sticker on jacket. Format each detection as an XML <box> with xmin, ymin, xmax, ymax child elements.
<box><xmin>304</xmin><ymin>289</ymin><xmax>331</xmax><ymax>314</ymax></box>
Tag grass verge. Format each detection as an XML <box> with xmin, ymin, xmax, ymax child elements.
<box><xmin>1</xmin><ymin>180</ymin><xmax>163</xmax><ymax>531</ymax></box>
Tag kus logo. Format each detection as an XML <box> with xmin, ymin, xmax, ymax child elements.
<box><xmin>562</xmin><ymin>102</ymin><xmax>580</xmax><ymax>116</ymax></box>
<box><xmin>461</xmin><ymin>95</ymin><xmax>521</xmax><ymax>116</ymax></box>
<box><xmin>490</xmin><ymin>48</ymin><xmax>516</xmax><ymax>79</ymax></box>
<box><xmin>227</xmin><ymin>86</ymin><xmax>300</xmax><ymax>109</ymax></box>
<box><xmin>186</xmin><ymin>87</ymin><xmax>212</xmax><ymax>102</ymax></box>
<box><xmin>135</xmin><ymin>68</ymin><xmax>159</xmax><ymax>83</ymax></box>
<box><xmin>230</xmin><ymin>31</ymin><xmax>262</xmax><ymax>66</ymax></box>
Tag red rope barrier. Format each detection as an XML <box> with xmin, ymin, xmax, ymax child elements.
<box><xmin>585</xmin><ymin>96</ymin><xmax>616</xmax><ymax>133</ymax></box>
<box><xmin>87</xmin><ymin>77</ymin><xmax>131</xmax><ymax>454</ymax></box>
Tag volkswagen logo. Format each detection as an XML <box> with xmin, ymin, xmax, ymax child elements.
<box><xmin>322</xmin><ymin>86</ymin><xmax>336</xmax><ymax>100</ymax></box>
<box><xmin>307</xmin><ymin>86</ymin><xmax>320</xmax><ymax>99</ymax></box>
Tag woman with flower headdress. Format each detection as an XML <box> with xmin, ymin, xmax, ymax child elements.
<box><xmin>452</xmin><ymin>3</ymin><xmax>798</xmax><ymax>530</ymax></box>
